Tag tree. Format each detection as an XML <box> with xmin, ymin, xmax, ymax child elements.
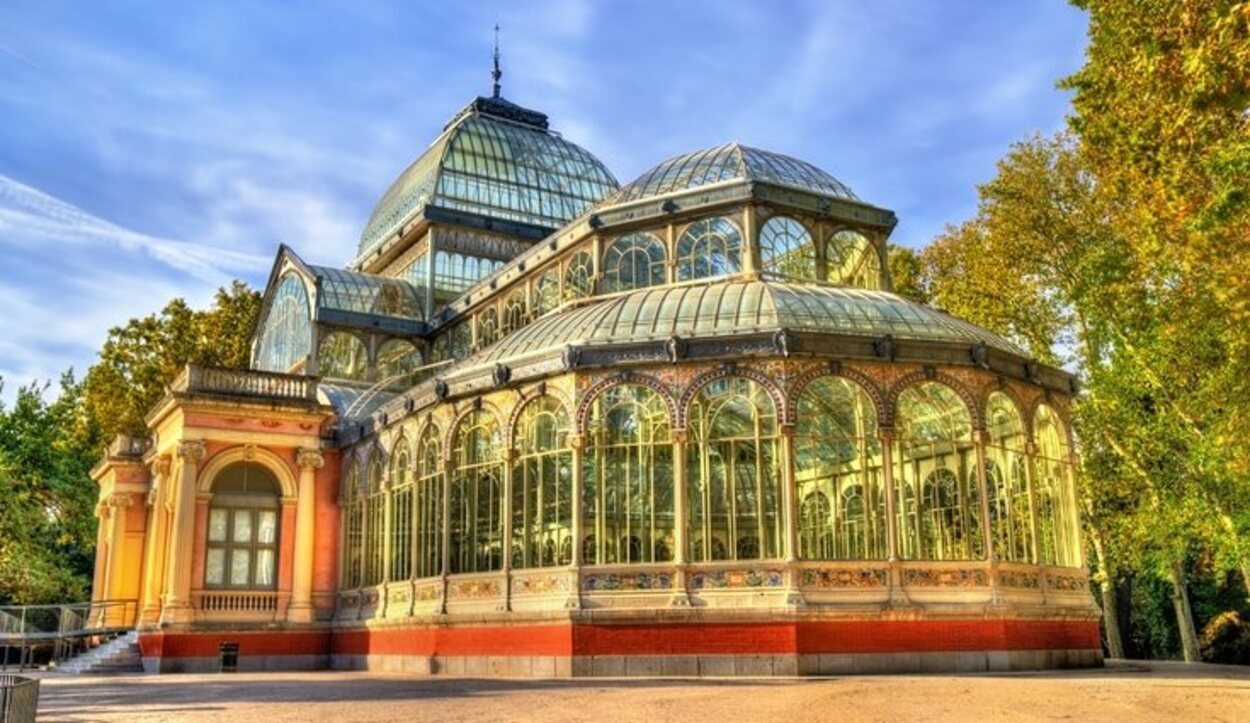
<box><xmin>886</xmin><ymin>244</ymin><xmax>929</xmax><ymax>304</ymax></box>
<box><xmin>0</xmin><ymin>375</ymin><xmax>100</xmax><ymax>605</ymax></box>
<box><xmin>80</xmin><ymin>281</ymin><xmax>260</xmax><ymax>442</ymax></box>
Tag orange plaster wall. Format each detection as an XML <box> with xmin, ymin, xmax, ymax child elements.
<box><xmin>185</xmin><ymin>412</ymin><xmax>322</xmax><ymax>438</ymax></box>
<box><xmin>313</xmin><ymin>450</ymin><xmax>342</xmax><ymax>595</ymax></box>
<box><xmin>278</xmin><ymin>504</ymin><xmax>296</xmax><ymax>592</ymax></box>
<box><xmin>190</xmin><ymin>502</ymin><xmax>208</xmax><ymax>588</ymax></box>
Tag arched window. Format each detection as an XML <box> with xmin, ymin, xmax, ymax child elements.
<box><xmin>584</xmin><ymin>384</ymin><xmax>674</xmax><ymax>564</ymax></box>
<box><xmin>563</xmin><ymin>251</ymin><xmax>594</xmax><ymax>301</ymax></box>
<box><xmin>319</xmin><ymin>331</ymin><xmax>367</xmax><ymax>380</ymax></box>
<box><xmin>377</xmin><ymin>340</ymin><xmax>421</xmax><ymax>380</ymax></box>
<box><xmin>340</xmin><ymin>463</ymin><xmax>363</xmax><ymax>589</ymax></box>
<box><xmin>676</xmin><ymin>218</ymin><xmax>742</xmax><ymax>281</ymax></box>
<box><xmin>476</xmin><ymin>307</ymin><xmax>499</xmax><ymax>349</ymax></box>
<box><xmin>205</xmin><ymin>463</ymin><xmax>280</xmax><ymax>589</ymax></box>
<box><xmin>255</xmin><ymin>273</ymin><xmax>312</xmax><ymax>373</ymax></box>
<box><xmin>389</xmin><ymin>443</ymin><xmax>413</xmax><ymax>581</ymax></box>
<box><xmin>512</xmin><ymin>397</ymin><xmax>573</xmax><ymax>569</ymax></box>
<box><xmin>799</xmin><ymin>492</ymin><xmax>833</xmax><ymax>559</ymax></box>
<box><xmin>1035</xmin><ymin>405</ymin><xmax>1078</xmax><ymax>567</ymax></box>
<box><xmin>501</xmin><ymin>290</ymin><xmax>528</xmax><ymax>336</ymax></box>
<box><xmin>794</xmin><ymin>377</ymin><xmax>886</xmax><ymax>560</ymax></box>
<box><xmin>363</xmin><ymin>453</ymin><xmax>386</xmax><ymax>586</ymax></box>
<box><xmin>985</xmin><ymin>393</ymin><xmax>1032</xmax><ymax>562</ymax></box>
<box><xmin>602</xmin><ymin>232</ymin><xmax>667</xmax><ymax>293</ymax></box>
<box><xmin>533</xmin><ymin>269</ymin><xmax>561</xmax><ymax>317</ymax></box>
<box><xmin>894</xmin><ymin>382</ymin><xmax>983</xmax><ymax>560</ymax></box>
<box><xmin>827</xmin><ymin>230</ymin><xmax>882</xmax><ymax>290</ymax></box>
<box><xmin>415</xmin><ymin>424</ymin><xmax>443</xmax><ymax>579</ymax></box>
<box><xmin>687</xmin><ymin>377</ymin><xmax>782</xmax><ymax>562</ymax></box>
<box><xmin>759</xmin><ymin>216</ymin><xmax>816</xmax><ymax>281</ymax></box>
<box><xmin>449</xmin><ymin>411</ymin><xmax>504</xmax><ymax>574</ymax></box>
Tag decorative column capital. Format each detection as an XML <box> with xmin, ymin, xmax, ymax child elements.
<box><xmin>568</xmin><ymin>433</ymin><xmax>585</xmax><ymax>451</ymax></box>
<box><xmin>877</xmin><ymin>426</ymin><xmax>896</xmax><ymax>444</ymax></box>
<box><xmin>672</xmin><ymin>429</ymin><xmax>689</xmax><ymax>445</ymax></box>
<box><xmin>107</xmin><ymin>492</ymin><xmax>138</xmax><ymax>509</ymax></box>
<box><xmin>176</xmin><ymin>439</ymin><xmax>206</xmax><ymax>462</ymax></box>
<box><xmin>297</xmin><ymin>448</ymin><xmax>325</xmax><ymax>470</ymax></box>
<box><xmin>152</xmin><ymin>455</ymin><xmax>173</xmax><ymax>478</ymax></box>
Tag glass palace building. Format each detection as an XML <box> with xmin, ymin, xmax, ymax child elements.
<box><xmin>90</xmin><ymin>90</ymin><xmax>1101</xmax><ymax>675</ymax></box>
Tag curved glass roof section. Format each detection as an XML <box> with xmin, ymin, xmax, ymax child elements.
<box><xmin>307</xmin><ymin>264</ymin><xmax>425</xmax><ymax>320</ymax></box>
<box><xmin>357</xmin><ymin>98</ymin><xmax>620</xmax><ymax>258</ymax></box>
<box><xmin>601</xmin><ymin>143</ymin><xmax>859</xmax><ymax>207</ymax></box>
<box><xmin>471</xmin><ymin>280</ymin><xmax>1021</xmax><ymax>365</ymax></box>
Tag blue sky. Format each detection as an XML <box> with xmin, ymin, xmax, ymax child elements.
<box><xmin>0</xmin><ymin>1</ymin><xmax>1088</xmax><ymax>397</ymax></box>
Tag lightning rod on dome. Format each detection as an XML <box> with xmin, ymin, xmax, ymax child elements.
<box><xmin>492</xmin><ymin>24</ymin><xmax>502</xmax><ymax>98</ymax></box>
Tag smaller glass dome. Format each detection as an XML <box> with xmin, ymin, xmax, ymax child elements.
<box><xmin>602</xmin><ymin>143</ymin><xmax>859</xmax><ymax>207</ymax></box>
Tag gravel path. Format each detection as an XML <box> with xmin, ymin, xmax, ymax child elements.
<box><xmin>31</xmin><ymin>661</ymin><xmax>1250</xmax><ymax>722</ymax></box>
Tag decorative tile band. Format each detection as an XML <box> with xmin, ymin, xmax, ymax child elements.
<box><xmin>1047</xmin><ymin>573</ymin><xmax>1088</xmax><ymax>592</ymax></box>
<box><xmin>799</xmin><ymin>568</ymin><xmax>888</xmax><ymax>588</ymax></box>
<box><xmin>690</xmin><ymin>569</ymin><xmax>785</xmax><ymax>590</ymax></box>
<box><xmin>901</xmin><ymin>568</ymin><xmax>989</xmax><ymax>588</ymax></box>
<box><xmin>449</xmin><ymin>580</ymin><xmax>501</xmax><ymax>599</ymax></box>
<box><xmin>513</xmin><ymin>575</ymin><xmax>572</xmax><ymax>596</ymax></box>
<box><xmin>999</xmin><ymin>570</ymin><xmax>1041</xmax><ymax>589</ymax></box>
<box><xmin>583</xmin><ymin>572</ymin><xmax>672</xmax><ymax>591</ymax></box>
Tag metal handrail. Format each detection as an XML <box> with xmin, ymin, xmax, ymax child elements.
<box><xmin>0</xmin><ymin>599</ymin><xmax>138</xmax><ymax>671</ymax></box>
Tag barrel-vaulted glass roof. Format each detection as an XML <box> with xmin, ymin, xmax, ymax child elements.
<box><xmin>307</xmin><ymin>264</ymin><xmax>425</xmax><ymax>320</ymax></box>
<box><xmin>357</xmin><ymin>97</ymin><xmax>620</xmax><ymax>259</ymax></box>
<box><xmin>471</xmin><ymin>279</ymin><xmax>1021</xmax><ymax>365</ymax></box>
<box><xmin>600</xmin><ymin>143</ymin><xmax>859</xmax><ymax>207</ymax></box>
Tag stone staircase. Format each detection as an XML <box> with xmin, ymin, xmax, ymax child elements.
<box><xmin>56</xmin><ymin>631</ymin><xmax>144</xmax><ymax>674</ymax></box>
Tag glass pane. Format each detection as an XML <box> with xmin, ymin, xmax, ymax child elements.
<box><xmin>256</xmin><ymin>549</ymin><xmax>275</xmax><ymax>586</ymax></box>
<box><xmin>230</xmin><ymin>550</ymin><xmax>251</xmax><ymax>585</ymax></box>
<box><xmin>208</xmin><ymin>509</ymin><xmax>228</xmax><ymax>542</ymax></box>
<box><xmin>205</xmin><ymin>548</ymin><xmax>225</xmax><ymax>585</ymax></box>
<box><xmin>233</xmin><ymin>510</ymin><xmax>253</xmax><ymax>543</ymax></box>
<box><xmin>257</xmin><ymin>510</ymin><xmax>277</xmax><ymax>544</ymax></box>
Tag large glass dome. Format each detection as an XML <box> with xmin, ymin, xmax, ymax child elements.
<box><xmin>357</xmin><ymin>97</ymin><xmax>620</xmax><ymax>259</ymax></box>
<box><xmin>602</xmin><ymin>142</ymin><xmax>859</xmax><ymax>207</ymax></box>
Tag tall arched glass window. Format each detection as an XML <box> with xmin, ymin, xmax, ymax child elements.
<box><xmin>984</xmin><ymin>393</ymin><xmax>1032</xmax><ymax>562</ymax></box>
<box><xmin>894</xmin><ymin>382</ymin><xmax>983</xmax><ymax>560</ymax></box>
<box><xmin>512</xmin><ymin>397</ymin><xmax>573</xmax><ymax>569</ymax></box>
<box><xmin>501</xmin><ymin>290</ymin><xmax>528</xmax><ymax>336</ymax></box>
<box><xmin>1034</xmin><ymin>405</ymin><xmax>1079</xmax><ymax>567</ymax></box>
<box><xmin>363</xmin><ymin>453</ymin><xmax>386</xmax><ymax>586</ymax></box>
<box><xmin>601</xmin><ymin>232</ymin><xmax>666</xmax><ymax>293</ymax></box>
<box><xmin>563</xmin><ymin>251</ymin><xmax>594</xmax><ymax>301</ymax></box>
<box><xmin>341</xmin><ymin>463</ymin><xmax>363</xmax><ymax>589</ymax></box>
<box><xmin>759</xmin><ymin>216</ymin><xmax>816</xmax><ymax>281</ymax></box>
<box><xmin>584</xmin><ymin>384</ymin><xmax>674</xmax><ymax>564</ymax></box>
<box><xmin>794</xmin><ymin>377</ymin><xmax>886</xmax><ymax>560</ymax></box>
<box><xmin>449</xmin><ymin>411</ymin><xmax>504</xmax><ymax>574</ymax></box>
<box><xmin>415</xmin><ymin>425</ymin><xmax>443</xmax><ymax>579</ymax></box>
<box><xmin>255</xmin><ymin>273</ymin><xmax>313</xmax><ymax>373</ymax></box>
<box><xmin>377</xmin><ymin>340</ymin><xmax>421</xmax><ymax>381</ymax></box>
<box><xmin>319</xmin><ymin>331</ymin><xmax>367</xmax><ymax>380</ymax></box>
<box><xmin>687</xmin><ymin>377</ymin><xmax>782</xmax><ymax>562</ymax></box>
<box><xmin>676</xmin><ymin>218</ymin><xmax>742</xmax><ymax>281</ymax></box>
<box><xmin>476</xmin><ymin>307</ymin><xmax>499</xmax><ymax>349</ymax></box>
<box><xmin>533</xmin><ymin>269</ymin><xmax>561</xmax><ymax>317</ymax></box>
<box><xmin>205</xmin><ymin>463</ymin><xmax>280</xmax><ymax>589</ymax></box>
<box><xmin>827</xmin><ymin>230</ymin><xmax>882</xmax><ymax>290</ymax></box>
<box><xmin>389</xmin><ymin>443</ymin><xmax>413</xmax><ymax>581</ymax></box>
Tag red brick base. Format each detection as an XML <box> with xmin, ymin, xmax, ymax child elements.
<box><xmin>139</xmin><ymin>618</ymin><xmax>1102</xmax><ymax>675</ymax></box>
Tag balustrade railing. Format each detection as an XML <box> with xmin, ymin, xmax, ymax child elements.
<box><xmin>171</xmin><ymin>364</ymin><xmax>317</xmax><ymax>402</ymax></box>
<box><xmin>194</xmin><ymin>591</ymin><xmax>279</xmax><ymax>615</ymax></box>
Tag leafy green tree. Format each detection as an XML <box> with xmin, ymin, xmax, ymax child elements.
<box><xmin>0</xmin><ymin>375</ymin><xmax>100</xmax><ymax>605</ymax></box>
<box><xmin>81</xmin><ymin>281</ymin><xmax>260</xmax><ymax>442</ymax></box>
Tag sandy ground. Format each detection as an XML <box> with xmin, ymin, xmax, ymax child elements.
<box><xmin>28</xmin><ymin>660</ymin><xmax>1250</xmax><ymax>723</ymax></box>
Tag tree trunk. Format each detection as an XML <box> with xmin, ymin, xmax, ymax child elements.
<box><xmin>1087</xmin><ymin>528</ymin><xmax>1125</xmax><ymax>658</ymax></box>
<box><xmin>1167</xmin><ymin>560</ymin><xmax>1201</xmax><ymax>662</ymax></box>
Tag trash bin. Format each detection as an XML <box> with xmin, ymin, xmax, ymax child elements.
<box><xmin>0</xmin><ymin>675</ymin><xmax>40</xmax><ymax>723</ymax></box>
<box><xmin>219</xmin><ymin>642</ymin><xmax>239</xmax><ymax>673</ymax></box>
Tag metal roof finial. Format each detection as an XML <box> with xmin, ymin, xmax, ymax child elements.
<box><xmin>491</xmin><ymin>24</ymin><xmax>502</xmax><ymax>98</ymax></box>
